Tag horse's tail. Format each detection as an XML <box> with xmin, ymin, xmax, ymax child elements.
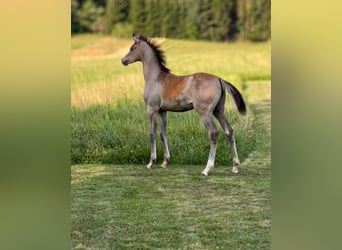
<box><xmin>219</xmin><ymin>79</ymin><xmax>247</xmax><ymax>115</ymax></box>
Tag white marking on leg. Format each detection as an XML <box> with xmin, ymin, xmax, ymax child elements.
<box><xmin>160</xmin><ymin>138</ymin><xmax>170</xmax><ymax>168</ymax></box>
<box><xmin>224</xmin><ymin>128</ymin><xmax>240</xmax><ymax>174</ymax></box>
<box><xmin>161</xmin><ymin>159</ymin><xmax>168</xmax><ymax>168</ymax></box>
<box><xmin>199</xmin><ymin>114</ymin><xmax>218</xmax><ymax>176</ymax></box>
<box><xmin>231</xmin><ymin>137</ymin><xmax>240</xmax><ymax>174</ymax></box>
<box><xmin>147</xmin><ymin>135</ymin><xmax>157</xmax><ymax>169</ymax></box>
<box><xmin>147</xmin><ymin>154</ymin><xmax>156</xmax><ymax>169</ymax></box>
<box><xmin>147</xmin><ymin>108</ymin><xmax>157</xmax><ymax>170</ymax></box>
<box><xmin>201</xmin><ymin>158</ymin><xmax>214</xmax><ymax>176</ymax></box>
<box><xmin>147</xmin><ymin>162</ymin><xmax>153</xmax><ymax>169</ymax></box>
<box><xmin>201</xmin><ymin>142</ymin><xmax>217</xmax><ymax>176</ymax></box>
<box><xmin>159</xmin><ymin>111</ymin><xmax>170</xmax><ymax>169</ymax></box>
<box><xmin>231</xmin><ymin>166</ymin><xmax>239</xmax><ymax>174</ymax></box>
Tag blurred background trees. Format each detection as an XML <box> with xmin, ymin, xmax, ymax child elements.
<box><xmin>71</xmin><ymin>0</ymin><xmax>271</xmax><ymax>42</ymax></box>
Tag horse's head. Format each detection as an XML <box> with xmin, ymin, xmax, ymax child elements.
<box><xmin>121</xmin><ymin>33</ymin><xmax>148</xmax><ymax>66</ymax></box>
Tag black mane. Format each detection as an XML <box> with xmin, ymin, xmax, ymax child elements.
<box><xmin>138</xmin><ymin>35</ymin><xmax>170</xmax><ymax>73</ymax></box>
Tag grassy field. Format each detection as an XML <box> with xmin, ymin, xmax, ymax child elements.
<box><xmin>71</xmin><ymin>34</ymin><xmax>271</xmax><ymax>249</ymax></box>
<box><xmin>71</xmin><ymin>35</ymin><xmax>270</xmax><ymax>165</ymax></box>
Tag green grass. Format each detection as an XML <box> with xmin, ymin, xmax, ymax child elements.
<box><xmin>71</xmin><ymin>93</ymin><xmax>271</xmax><ymax>248</ymax></box>
<box><xmin>71</xmin><ymin>97</ymin><xmax>271</xmax><ymax>249</ymax></box>
<box><xmin>72</xmin><ymin>162</ymin><xmax>270</xmax><ymax>249</ymax></box>
<box><xmin>71</xmin><ymin>101</ymin><xmax>254</xmax><ymax>165</ymax></box>
<box><xmin>71</xmin><ymin>35</ymin><xmax>271</xmax><ymax>249</ymax></box>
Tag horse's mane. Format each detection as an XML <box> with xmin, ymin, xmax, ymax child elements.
<box><xmin>138</xmin><ymin>35</ymin><xmax>170</xmax><ymax>73</ymax></box>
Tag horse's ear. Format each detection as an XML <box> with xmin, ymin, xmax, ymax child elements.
<box><xmin>133</xmin><ymin>33</ymin><xmax>140</xmax><ymax>43</ymax></box>
<box><xmin>139</xmin><ymin>35</ymin><xmax>148</xmax><ymax>42</ymax></box>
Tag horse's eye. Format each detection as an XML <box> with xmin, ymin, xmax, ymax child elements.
<box><xmin>130</xmin><ymin>47</ymin><xmax>135</xmax><ymax>51</ymax></box>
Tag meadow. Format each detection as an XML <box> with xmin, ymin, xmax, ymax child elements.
<box><xmin>71</xmin><ymin>34</ymin><xmax>271</xmax><ymax>249</ymax></box>
<box><xmin>71</xmin><ymin>35</ymin><xmax>270</xmax><ymax>165</ymax></box>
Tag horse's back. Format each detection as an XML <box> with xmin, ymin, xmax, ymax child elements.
<box><xmin>160</xmin><ymin>72</ymin><xmax>222</xmax><ymax>113</ymax></box>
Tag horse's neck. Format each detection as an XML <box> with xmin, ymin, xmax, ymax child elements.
<box><xmin>142</xmin><ymin>56</ymin><xmax>162</xmax><ymax>84</ymax></box>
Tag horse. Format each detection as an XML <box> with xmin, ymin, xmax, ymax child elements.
<box><xmin>121</xmin><ymin>34</ymin><xmax>246</xmax><ymax>176</ymax></box>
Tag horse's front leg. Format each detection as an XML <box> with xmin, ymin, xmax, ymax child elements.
<box><xmin>159</xmin><ymin>111</ymin><xmax>170</xmax><ymax>168</ymax></box>
<box><xmin>147</xmin><ymin>108</ymin><xmax>158</xmax><ymax>169</ymax></box>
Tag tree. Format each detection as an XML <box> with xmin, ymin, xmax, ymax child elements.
<box><xmin>175</xmin><ymin>0</ymin><xmax>187</xmax><ymax>38</ymax></box>
<box><xmin>184</xmin><ymin>0</ymin><xmax>200</xmax><ymax>39</ymax></box>
<box><xmin>160</xmin><ymin>0</ymin><xmax>179</xmax><ymax>37</ymax></box>
<box><xmin>129</xmin><ymin>0</ymin><xmax>147</xmax><ymax>34</ymax></box>
<box><xmin>211</xmin><ymin>0</ymin><xmax>234</xmax><ymax>41</ymax></box>
<box><xmin>197</xmin><ymin>0</ymin><xmax>212</xmax><ymax>40</ymax></box>
<box><xmin>71</xmin><ymin>0</ymin><xmax>80</xmax><ymax>33</ymax></box>
<box><xmin>106</xmin><ymin>0</ymin><xmax>129</xmax><ymax>34</ymax></box>
<box><xmin>247</xmin><ymin>0</ymin><xmax>271</xmax><ymax>41</ymax></box>
<box><xmin>71</xmin><ymin>0</ymin><xmax>271</xmax><ymax>41</ymax></box>
<box><xmin>236</xmin><ymin>0</ymin><xmax>247</xmax><ymax>40</ymax></box>
<box><xmin>145</xmin><ymin>0</ymin><xmax>161</xmax><ymax>36</ymax></box>
<box><xmin>237</xmin><ymin>0</ymin><xmax>271</xmax><ymax>41</ymax></box>
<box><xmin>75</xmin><ymin>0</ymin><xmax>104</xmax><ymax>33</ymax></box>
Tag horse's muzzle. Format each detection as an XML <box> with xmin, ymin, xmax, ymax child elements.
<box><xmin>121</xmin><ymin>58</ymin><xmax>129</xmax><ymax>66</ymax></box>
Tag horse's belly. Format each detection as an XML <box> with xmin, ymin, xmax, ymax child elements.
<box><xmin>161</xmin><ymin>99</ymin><xmax>193</xmax><ymax>112</ymax></box>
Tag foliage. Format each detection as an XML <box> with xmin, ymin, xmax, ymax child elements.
<box><xmin>71</xmin><ymin>0</ymin><xmax>271</xmax><ymax>42</ymax></box>
<box><xmin>111</xmin><ymin>22</ymin><xmax>133</xmax><ymax>38</ymax></box>
<box><xmin>129</xmin><ymin>0</ymin><xmax>146</xmax><ymax>34</ymax></box>
<box><xmin>105</xmin><ymin>0</ymin><xmax>129</xmax><ymax>34</ymax></box>
<box><xmin>72</xmin><ymin>0</ymin><xmax>105</xmax><ymax>33</ymax></box>
<box><xmin>237</xmin><ymin>0</ymin><xmax>271</xmax><ymax>41</ymax></box>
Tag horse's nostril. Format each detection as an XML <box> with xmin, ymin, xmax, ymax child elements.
<box><xmin>121</xmin><ymin>58</ymin><xmax>129</xmax><ymax>66</ymax></box>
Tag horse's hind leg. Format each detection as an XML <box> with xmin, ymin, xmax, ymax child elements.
<box><xmin>159</xmin><ymin>111</ymin><xmax>170</xmax><ymax>168</ymax></box>
<box><xmin>214</xmin><ymin>111</ymin><xmax>240</xmax><ymax>173</ymax></box>
<box><xmin>200</xmin><ymin>114</ymin><xmax>219</xmax><ymax>176</ymax></box>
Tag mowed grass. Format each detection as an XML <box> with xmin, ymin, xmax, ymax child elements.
<box><xmin>72</xmin><ymin>163</ymin><xmax>270</xmax><ymax>249</ymax></box>
<box><xmin>71</xmin><ymin>34</ymin><xmax>271</xmax><ymax>249</ymax></box>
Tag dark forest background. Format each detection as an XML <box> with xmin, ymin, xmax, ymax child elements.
<box><xmin>71</xmin><ymin>0</ymin><xmax>270</xmax><ymax>42</ymax></box>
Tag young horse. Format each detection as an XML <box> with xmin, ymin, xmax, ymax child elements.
<box><xmin>121</xmin><ymin>34</ymin><xmax>246</xmax><ymax>176</ymax></box>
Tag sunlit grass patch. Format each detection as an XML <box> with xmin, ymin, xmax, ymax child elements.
<box><xmin>71</xmin><ymin>34</ymin><xmax>131</xmax><ymax>58</ymax></box>
<box><xmin>71</xmin><ymin>74</ymin><xmax>143</xmax><ymax>108</ymax></box>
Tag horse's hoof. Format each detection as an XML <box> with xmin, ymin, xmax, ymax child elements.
<box><xmin>201</xmin><ymin>171</ymin><xmax>208</xmax><ymax>176</ymax></box>
<box><xmin>160</xmin><ymin>164</ymin><xmax>168</xmax><ymax>168</ymax></box>
<box><xmin>231</xmin><ymin>166</ymin><xmax>239</xmax><ymax>174</ymax></box>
